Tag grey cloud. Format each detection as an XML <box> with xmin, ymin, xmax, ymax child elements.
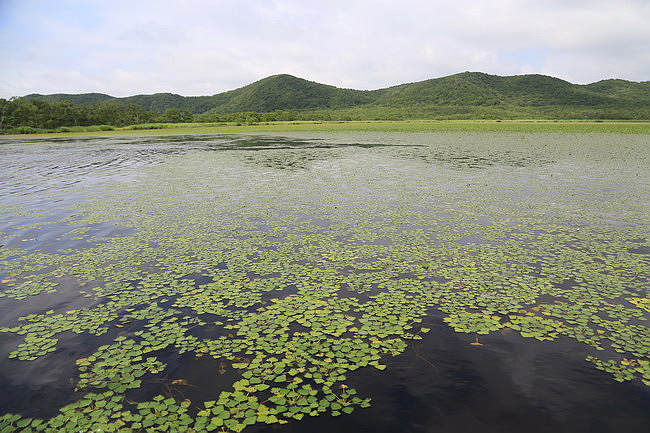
<box><xmin>0</xmin><ymin>0</ymin><xmax>648</xmax><ymax>98</ymax></box>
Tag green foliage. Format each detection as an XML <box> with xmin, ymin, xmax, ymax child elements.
<box><xmin>205</xmin><ymin>74</ymin><xmax>375</xmax><ymax>113</ymax></box>
<box><xmin>0</xmin><ymin>98</ymin><xmax>158</xmax><ymax>131</ymax></box>
<box><xmin>154</xmin><ymin>108</ymin><xmax>193</xmax><ymax>123</ymax></box>
<box><xmin>0</xmin><ymin>132</ymin><xmax>649</xmax><ymax>432</ymax></box>
<box><xmin>443</xmin><ymin>312</ymin><xmax>504</xmax><ymax>335</ymax></box>
<box><xmin>7</xmin><ymin>72</ymin><xmax>650</xmax><ymax>134</ymax></box>
<box><xmin>21</xmin><ymin>92</ymin><xmax>114</xmax><ymax>104</ymax></box>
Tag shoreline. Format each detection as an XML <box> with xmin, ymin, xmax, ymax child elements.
<box><xmin>2</xmin><ymin>119</ymin><xmax>650</xmax><ymax>139</ymax></box>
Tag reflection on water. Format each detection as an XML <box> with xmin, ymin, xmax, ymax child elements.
<box><xmin>278</xmin><ymin>313</ymin><xmax>650</xmax><ymax>433</ymax></box>
<box><xmin>0</xmin><ymin>132</ymin><xmax>600</xmax><ymax>199</ymax></box>
<box><xmin>0</xmin><ymin>135</ymin><xmax>398</xmax><ymax>197</ymax></box>
<box><xmin>0</xmin><ymin>132</ymin><xmax>648</xmax><ymax>432</ymax></box>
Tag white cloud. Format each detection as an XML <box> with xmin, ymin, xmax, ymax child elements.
<box><xmin>0</xmin><ymin>0</ymin><xmax>648</xmax><ymax>98</ymax></box>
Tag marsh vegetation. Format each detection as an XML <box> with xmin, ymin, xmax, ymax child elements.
<box><xmin>0</xmin><ymin>132</ymin><xmax>648</xmax><ymax>432</ymax></box>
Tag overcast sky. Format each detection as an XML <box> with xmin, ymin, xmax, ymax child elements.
<box><xmin>1</xmin><ymin>0</ymin><xmax>649</xmax><ymax>98</ymax></box>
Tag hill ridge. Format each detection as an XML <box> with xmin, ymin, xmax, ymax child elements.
<box><xmin>20</xmin><ymin>72</ymin><xmax>650</xmax><ymax>119</ymax></box>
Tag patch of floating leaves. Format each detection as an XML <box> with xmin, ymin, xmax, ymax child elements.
<box><xmin>0</xmin><ymin>133</ymin><xmax>649</xmax><ymax>432</ymax></box>
<box><xmin>443</xmin><ymin>312</ymin><xmax>504</xmax><ymax>335</ymax></box>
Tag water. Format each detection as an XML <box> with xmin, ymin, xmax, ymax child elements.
<box><xmin>0</xmin><ymin>132</ymin><xmax>648</xmax><ymax>432</ymax></box>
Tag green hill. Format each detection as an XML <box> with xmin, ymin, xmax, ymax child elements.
<box><xmin>21</xmin><ymin>75</ymin><xmax>375</xmax><ymax>114</ymax></box>
<box><xmin>370</xmin><ymin>72</ymin><xmax>636</xmax><ymax>107</ymax></box>
<box><xmin>19</xmin><ymin>72</ymin><xmax>650</xmax><ymax>120</ymax></box>
<box><xmin>583</xmin><ymin>79</ymin><xmax>650</xmax><ymax>103</ymax></box>
<box><xmin>205</xmin><ymin>74</ymin><xmax>376</xmax><ymax>113</ymax></box>
<box><xmin>22</xmin><ymin>92</ymin><xmax>114</xmax><ymax>104</ymax></box>
<box><xmin>118</xmin><ymin>93</ymin><xmax>217</xmax><ymax>113</ymax></box>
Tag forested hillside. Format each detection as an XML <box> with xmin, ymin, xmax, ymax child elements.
<box><xmin>3</xmin><ymin>72</ymin><xmax>649</xmax><ymax>133</ymax></box>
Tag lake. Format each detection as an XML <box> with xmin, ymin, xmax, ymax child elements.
<box><xmin>0</xmin><ymin>132</ymin><xmax>648</xmax><ymax>432</ymax></box>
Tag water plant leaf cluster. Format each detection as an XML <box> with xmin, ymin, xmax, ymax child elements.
<box><xmin>0</xmin><ymin>132</ymin><xmax>648</xmax><ymax>432</ymax></box>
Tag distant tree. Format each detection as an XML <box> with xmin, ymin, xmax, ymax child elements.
<box><xmin>156</xmin><ymin>108</ymin><xmax>193</xmax><ymax>123</ymax></box>
<box><xmin>0</xmin><ymin>99</ymin><xmax>9</xmax><ymax>131</ymax></box>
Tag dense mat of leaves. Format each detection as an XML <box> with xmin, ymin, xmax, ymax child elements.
<box><xmin>0</xmin><ymin>132</ymin><xmax>648</xmax><ymax>432</ymax></box>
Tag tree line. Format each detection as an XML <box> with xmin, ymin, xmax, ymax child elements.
<box><xmin>0</xmin><ymin>98</ymin><xmax>190</xmax><ymax>132</ymax></box>
<box><xmin>0</xmin><ymin>97</ymin><xmax>324</xmax><ymax>133</ymax></box>
<box><xmin>2</xmin><ymin>95</ymin><xmax>648</xmax><ymax>134</ymax></box>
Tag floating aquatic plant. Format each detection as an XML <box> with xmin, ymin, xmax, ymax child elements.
<box><xmin>0</xmin><ymin>133</ymin><xmax>648</xmax><ymax>432</ymax></box>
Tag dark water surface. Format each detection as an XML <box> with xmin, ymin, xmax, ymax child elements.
<box><xmin>0</xmin><ymin>132</ymin><xmax>648</xmax><ymax>432</ymax></box>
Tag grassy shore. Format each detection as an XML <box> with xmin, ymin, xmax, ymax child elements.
<box><xmin>2</xmin><ymin>120</ymin><xmax>650</xmax><ymax>139</ymax></box>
